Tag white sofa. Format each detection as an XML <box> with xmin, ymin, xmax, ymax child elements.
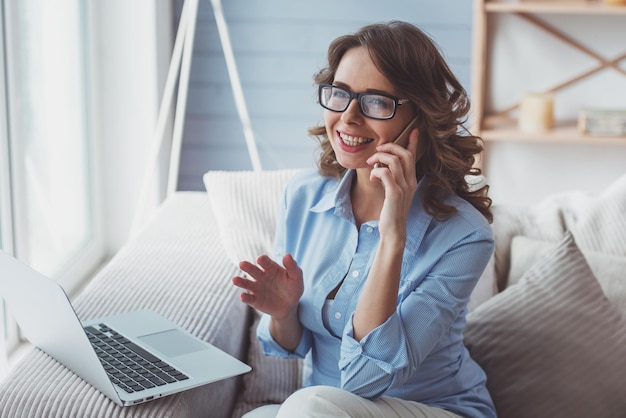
<box><xmin>0</xmin><ymin>169</ymin><xmax>625</xmax><ymax>418</ymax></box>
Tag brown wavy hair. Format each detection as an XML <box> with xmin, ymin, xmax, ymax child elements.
<box><xmin>308</xmin><ymin>21</ymin><xmax>492</xmax><ymax>223</ymax></box>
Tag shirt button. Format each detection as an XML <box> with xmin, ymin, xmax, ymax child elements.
<box><xmin>366</xmin><ymin>226</ymin><xmax>374</xmax><ymax>233</ymax></box>
<box><xmin>352</xmin><ymin>271</ymin><xmax>359</xmax><ymax>278</ymax></box>
<box><xmin>335</xmin><ymin>312</ymin><xmax>342</xmax><ymax>319</ymax></box>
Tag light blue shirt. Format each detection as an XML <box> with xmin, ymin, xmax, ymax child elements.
<box><xmin>257</xmin><ymin>168</ymin><xmax>496</xmax><ymax>418</ymax></box>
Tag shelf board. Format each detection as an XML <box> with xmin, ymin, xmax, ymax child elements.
<box><xmin>485</xmin><ymin>1</ymin><xmax>626</xmax><ymax>15</ymax></box>
<box><xmin>479</xmin><ymin>116</ymin><xmax>626</xmax><ymax>144</ymax></box>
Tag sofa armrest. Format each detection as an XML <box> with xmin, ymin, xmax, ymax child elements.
<box><xmin>0</xmin><ymin>192</ymin><xmax>250</xmax><ymax>418</ymax></box>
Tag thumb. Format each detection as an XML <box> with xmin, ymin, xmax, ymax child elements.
<box><xmin>282</xmin><ymin>253</ymin><xmax>301</xmax><ymax>276</ymax></box>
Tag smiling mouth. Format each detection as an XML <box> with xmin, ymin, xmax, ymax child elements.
<box><xmin>338</xmin><ymin>132</ymin><xmax>374</xmax><ymax>147</ymax></box>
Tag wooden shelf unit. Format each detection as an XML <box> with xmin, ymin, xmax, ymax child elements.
<box><xmin>485</xmin><ymin>1</ymin><xmax>626</xmax><ymax>14</ymax></box>
<box><xmin>471</xmin><ymin>0</ymin><xmax>626</xmax><ymax>146</ymax></box>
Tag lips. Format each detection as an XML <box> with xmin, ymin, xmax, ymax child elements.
<box><xmin>338</xmin><ymin>131</ymin><xmax>374</xmax><ymax>147</ymax></box>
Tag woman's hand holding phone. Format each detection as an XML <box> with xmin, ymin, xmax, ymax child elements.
<box><xmin>373</xmin><ymin>115</ymin><xmax>421</xmax><ymax>167</ymax></box>
<box><xmin>368</xmin><ymin>117</ymin><xmax>420</xmax><ymax>239</ymax></box>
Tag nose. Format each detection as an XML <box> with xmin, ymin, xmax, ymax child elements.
<box><xmin>340</xmin><ymin>98</ymin><xmax>364</xmax><ymax>124</ymax></box>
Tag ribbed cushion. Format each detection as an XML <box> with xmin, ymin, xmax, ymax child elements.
<box><xmin>230</xmin><ymin>312</ymin><xmax>302</xmax><ymax>418</ymax></box>
<box><xmin>0</xmin><ymin>192</ymin><xmax>250</xmax><ymax>418</ymax></box>
<box><xmin>508</xmin><ymin>235</ymin><xmax>626</xmax><ymax>316</ymax></box>
<box><xmin>465</xmin><ymin>232</ymin><xmax>626</xmax><ymax>418</ymax></box>
<box><xmin>491</xmin><ymin>174</ymin><xmax>626</xmax><ymax>290</ymax></box>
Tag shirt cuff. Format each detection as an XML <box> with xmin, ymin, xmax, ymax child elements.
<box><xmin>339</xmin><ymin>312</ymin><xmax>408</xmax><ymax>373</ymax></box>
<box><xmin>256</xmin><ymin>313</ymin><xmax>311</xmax><ymax>359</ymax></box>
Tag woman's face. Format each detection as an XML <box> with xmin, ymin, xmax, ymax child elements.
<box><xmin>324</xmin><ymin>46</ymin><xmax>414</xmax><ymax>171</ymax></box>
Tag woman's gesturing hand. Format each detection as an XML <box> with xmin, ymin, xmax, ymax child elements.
<box><xmin>232</xmin><ymin>253</ymin><xmax>304</xmax><ymax>320</ymax></box>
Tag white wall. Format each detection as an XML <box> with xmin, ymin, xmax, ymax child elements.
<box><xmin>484</xmin><ymin>13</ymin><xmax>626</xmax><ymax>206</ymax></box>
<box><xmin>90</xmin><ymin>1</ymin><xmax>173</xmax><ymax>254</ymax></box>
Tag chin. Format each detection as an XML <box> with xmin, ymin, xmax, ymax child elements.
<box><xmin>334</xmin><ymin>155</ymin><xmax>369</xmax><ymax>171</ymax></box>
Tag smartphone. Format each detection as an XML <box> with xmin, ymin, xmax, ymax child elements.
<box><xmin>393</xmin><ymin>115</ymin><xmax>423</xmax><ymax>161</ymax></box>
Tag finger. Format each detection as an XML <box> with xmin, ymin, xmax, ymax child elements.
<box><xmin>371</xmin><ymin>159</ymin><xmax>412</xmax><ymax>198</ymax></box>
<box><xmin>375</xmin><ymin>126</ymin><xmax>419</xmax><ymax>163</ymax></box>
<box><xmin>240</xmin><ymin>291</ymin><xmax>256</xmax><ymax>305</ymax></box>
<box><xmin>239</xmin><ymin>260</ymin><xmax>265</xmax><ymax>278</ymax></box>
<box><xmin>256</xmin><ymin>255</ymin><xmax>278</xmax><ymax>271</ymax></box>
<box><xmin>369</xmin><ymin>162</ymin><xmax>390</xmax><ymax>183</ymax></box>
<box><xmin>369</xmin><ymin>157</ymin><xmax>398</xmax><ymax>186</ymax></box>
<box><xmin>232</xmin><ymin>275</ymin><xmax>259</xmax><ymax>307</ymax></box>
<box><xmin>405</xmin><ymin>128</ymin><xmax>420</xmax><ymax>161</ymax></box>
<box><xmin>370</xmin><ymin>146</ymin><xmax>408</xmax><ymax>171</ymax></box>
<box><xmin>372</xmin><ymin>152</ymin><xmax>398</xmax><ymax>169</ymax></box>
<box><xmin>232</xmin><ymin>275</ymin><xmax>255</xmax><ymax>293</ymax></box>
<box><xmin>382</xmin><ymin>132</ymin><xmax>419</xmax><ymax>179</ymax></box>
<box><xmin>372</xmin><ymin>151</ymin><xmax>402</xmax><ymax>177</ymax></box>
<box><xmin>369</xmin><ymin>157</ymin><xmax>398</xmax><ymax>189</ymax></box>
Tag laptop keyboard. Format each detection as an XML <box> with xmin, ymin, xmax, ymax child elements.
<box><xmin>85</xmin><ymin>324</ymin><xmax>189</xmax><ymax>394</ymax></box>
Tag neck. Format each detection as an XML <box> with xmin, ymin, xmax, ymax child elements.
<box><xmin>350</xmin><ymin>168</ymin><xmax>385</xmax><ymax>227</ymax></box>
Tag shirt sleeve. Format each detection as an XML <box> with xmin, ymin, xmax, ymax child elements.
<box><xmin>256</xmin><ymin>312</ymin><xmax>312</xmax><ymax>359</ymax></box>
<box><xmin>337</xmin><ymin>229</ymin><xmax>494</xmax><ymax>399</ymax></box>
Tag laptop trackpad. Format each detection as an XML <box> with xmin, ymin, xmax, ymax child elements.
<box><xmin>139</xmin><ymin>329</ymin><xmax>207</xmax><ymax>357</ymax></box>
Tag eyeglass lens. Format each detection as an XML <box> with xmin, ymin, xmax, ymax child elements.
<box><xmin>320</xmin><ymin>85</ymin><xmax>397</xmax><ymax>119</ymax></box>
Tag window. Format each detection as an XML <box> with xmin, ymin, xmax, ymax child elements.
<box><xmin>0</xmin><ymin>0</ymin><xmax>103</xmax><ymax>377</ymax></box>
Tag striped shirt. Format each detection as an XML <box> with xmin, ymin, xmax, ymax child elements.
<box><xmin>257</xmin><ymin>168</ymin><xmax>496</xmax><ymax>418</ymax></box>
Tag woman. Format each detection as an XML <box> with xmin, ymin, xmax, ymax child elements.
<box><xmin>233</xmin><ymin>21</ymin><xmax>496</xmax><ymax>418</ymax></box>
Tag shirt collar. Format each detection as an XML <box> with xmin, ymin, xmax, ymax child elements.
<box><xmin>310</xmin><ymin>169</ymin><xmax>433</xmax><ymax>252</ymax></box>
<box><xmin>311</xmin><ymin>169</ymin><xmax>355</xmax><ymax>222</ymax></box>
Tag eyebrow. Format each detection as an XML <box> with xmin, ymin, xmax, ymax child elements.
<box><xmin>332</xmin><ymin>81</ymin><xmax>397</xmax><ymax>97</ymax></box>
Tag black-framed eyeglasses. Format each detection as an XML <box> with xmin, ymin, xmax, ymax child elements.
<box><xmin>318</xmin><ymin>84</ymin><xmax>410</xmax><ymax>120</ymax></box>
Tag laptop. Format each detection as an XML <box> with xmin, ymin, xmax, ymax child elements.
<box><xmin>0</xmin><ymin>250</ymin><xmax>251</xmax><ymax>406</ymax></box>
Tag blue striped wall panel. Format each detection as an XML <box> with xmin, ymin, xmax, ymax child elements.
<box><xmin>199</xmin><ymin>0</ymin><xmax>472</xmax><ymax>27</ymax></box>
<box><xmin>175</xmin><ymin>0</ymin><xmax>473</xmax><ymax>190</ymax></box>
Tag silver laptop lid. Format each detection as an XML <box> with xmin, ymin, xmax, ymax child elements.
<box><xmin>0</xmin><ymin>250</ymin><xmax>121</xmax><ymax>403</ymax></box>
<box><xmin>1</xmin><ymin>250</ymin><xmax>252</xmax><ymax>407</ymax></box>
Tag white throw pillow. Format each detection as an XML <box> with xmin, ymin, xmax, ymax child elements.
<box><xmin>203</xmin><ymin>169</ymin><xmax>300</xmax><ymax>265</ymax></box>
<box><xmin>490</xmin><ymin>173</ymin><xmax>626</xmax><ymax>290</ymax></box>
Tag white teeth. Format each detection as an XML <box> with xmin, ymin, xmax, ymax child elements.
<box><xmin>339</xmin><ymin>133</ymin><xmax>373</xmax><ymax>146</ymax></box>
